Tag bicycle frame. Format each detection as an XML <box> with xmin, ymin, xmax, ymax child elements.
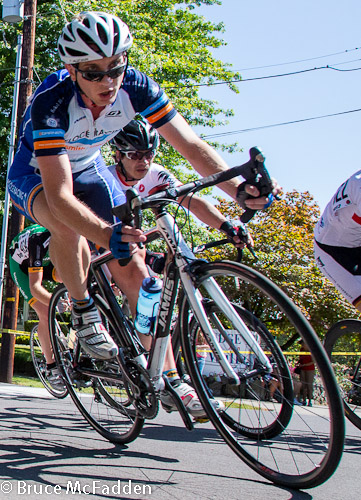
<box><xmin>87</xmin><ymin>208</ymin><xmax>272</xmax><ymax>395</ymax></box>
<box><xmin>149</xmin><ymin>210</ymin><xmax>272</xmax><ymax>387</ymax></box>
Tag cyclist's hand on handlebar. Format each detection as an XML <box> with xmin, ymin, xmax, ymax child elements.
<box><xmin>237</xmin><ymin>178</ymin><xmax>281</xmax><ymax>211</ymax></box>
<box><xmin>109</xmin><ymin>223</ymin><xmax>146</xmax><ymax>259</ymax></box>
<box><xmin>220</xmin><ymin>221</ymin><xmax>254</xmax><ymax>249</ymax></box>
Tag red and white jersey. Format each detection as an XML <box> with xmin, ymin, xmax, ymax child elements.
<box><xmin>314</xmin><ymin>170</ymin><xmax>361</xmax><ymax>247</ymax></box>
<box><xmin>108</xmin><ymin>163</ymin><xmax>181</xmax><ymax>197</ymax></box>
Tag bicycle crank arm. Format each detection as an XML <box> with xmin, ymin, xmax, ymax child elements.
<box><xmin>163</xmin><ymin>376</ymin><xmax>194</xmax><ymax>431</ymax></box>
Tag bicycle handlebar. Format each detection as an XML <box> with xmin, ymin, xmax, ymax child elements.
<box><xmin>112</xmin><ymin>147</ymin><xmax>272</xmax><ymax>265</ymax></box>
<box><xmin>112</xmin><ymin>146</ymin><xmax>272</xmax><ymax>223</ymax></box>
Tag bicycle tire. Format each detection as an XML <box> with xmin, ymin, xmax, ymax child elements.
<box><xmin>30</xmin><ymin>324</ymin><xmax>68</xmax><ymax>399</ymax></box>
<box><xmin>49</xmin><ymin>284</ymin><xmax>144</xmax><ymax>444</ymax></box>
<box><xmin>323</xmin><ymin>319</ymin><xmax>361</xmax><ymax>430</ymax></box>
<box><xmin>180</xmin><ymin>260</ymin><xmax>344</xmax><ymax>489</ymax></box>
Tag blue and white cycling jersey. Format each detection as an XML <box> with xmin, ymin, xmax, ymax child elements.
<box><xmin>9</xmin><ymin>66</ymin><xmax>177</xmax><ymax>176</ymax></box>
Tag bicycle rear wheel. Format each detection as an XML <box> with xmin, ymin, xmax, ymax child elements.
<box><xmin>180</xmin><ymin>261</ymin><xmax>345</xmax><ymax>489</ymax></box>
<box><xmin>30</xmin><ymin>325</ymin><xmax>68</xmax><ymax>399</ymax></box>
<box><xmin>49</xmin><ymin>284</ymin><xmax>144</xmax><ymax>444</ymax></box>
<box><xmin>323</xmin><ymin>319</ymin><xmax>361</xmax><ymax>430</ymax></box>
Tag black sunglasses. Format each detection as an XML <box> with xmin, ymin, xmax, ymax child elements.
<box><xmin>74</xmin><ymin>63</ymin><xmax>127</xmax><ymax>82</ymax></box>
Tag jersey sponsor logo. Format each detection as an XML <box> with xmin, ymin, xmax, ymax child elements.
<box><xmin>333</xmin><ymin>180</ymin><xmax>349</xmax><ymax>205</ymax></box>
<box><xmin>8</xmin><ymin>180</ymin><xmax>26</xmax><ymax>200</ymax></box>
<box><xmin>34</xmin><ymin>129</ymin><xmax>65</xmax><ymax>138</ymax></box>
<box><xmin>46</xmin><ymin>118</ymin><xmax>58</xmax><ymax>128</ymax></box>
<box><xmin>157</xmin><ymin>171</ymin><xmax>176</xmax><ymax>187</ymax></box>
<box><xmin>65</xmin><ymin>145</ymin><xmax>86</xmax><ymax>151</ymax></box>
<box><xmin>69</xmin><ymin>128</ymin><xmax>119</xmax><ymax>144</ymax></box>
<box><xmin>106</xmin><ymin>110</ymin><xmax>122</xmax><ymax>117</ymax></box>
<box><xmin>352</xmin><ymin>213</ymin><xmax>361</xmax><ymax>225</ymax></box>
<box><xmin>34</xmin><ymin>139</ymin><xmax>66</xmax><ymax>151</ymax></box>
<box><xmin>50</xmin><ymin>97</ymin><xmax>64</xmax><ymax>114</ymax></box>
<box><xmin>74</xmin><ymin>116</ymin><xmax>86</xmax><ymax>124</ymax></box>
<box><xmin>316</xmin><ymin>256</ymin><xmax>325</xmax><ymax>268</ymax></box>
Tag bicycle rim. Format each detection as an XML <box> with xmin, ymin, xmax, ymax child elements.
<box><xmin>49</xmin><ymin>284</ymin><xmax>144</xmax><ymax>444</ymax></box>
<box><xmin>180</xmin><ymin>261</ymin><xmax>345</xmax><ymax>489</ymax></box>
<box><xmin>30</xmin><ymin>325</ymin><xmax>68</xmax><ymax>399</ymax></box>
<box><xmin>324</xmin><ymin>319</ymin><xmax>361</xmax><ymax>430</ymax></box>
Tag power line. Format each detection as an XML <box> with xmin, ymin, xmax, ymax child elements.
<box><xmin>164</xmin><ymin>62</ymin><xmax>361</xmax><ymax>89</ymax></box>
<box><xmin>233</xmin><ymin>46</ymin><xmax>361</xmax><ymax>71</ymax></box>
<box><xmin>201</xmin><ymin>108</ymin><xmax>361</xmax><ymax>139</ymax></box>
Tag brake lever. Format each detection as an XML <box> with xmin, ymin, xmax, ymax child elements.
<box><xmin>111</xmin><ymin>188</ymin><xmax>143</xmax><ymax>267</ymax></box>
<box><xmin>239</xmin><ymin>147</ymin><xmax>273</xmax><ymax>224</ymax></box>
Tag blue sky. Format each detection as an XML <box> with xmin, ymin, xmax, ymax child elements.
<box><xmin>195</xmin><ymin>0</ymin><xmax>361</xmax><ymax>211</ymax></box>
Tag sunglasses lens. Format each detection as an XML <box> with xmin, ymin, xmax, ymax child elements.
<box><xmin>82</xmin><ymin>72</ymin><xmax>103</xmax><ymax>82</ymax></box>
<box><xmin>79</xmin><ymin>64</ymin><xmax>126</xmax><ymax>82</ymax></box>
<box><xmin>86</xmin><ymin>72</ymin><xmax>104</xmax><ymax>82</ymax></box>
<box><xmin>126</xmin><ymin>152</ymin><xmax>140</xmax><ymax>160</ymax></box>
<box><xmin>108</xmin><ymin>65</ymin><xmax>126</xmax><ymax>79</ymax></box>
<box><xmin>146</xmin><ymin>150</ymin><xmax>156</xmax><ymax>160</ymax></box>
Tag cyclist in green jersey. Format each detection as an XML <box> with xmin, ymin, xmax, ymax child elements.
<box><xmin>9</xmin><ymin>224</ymin><xmax>65</xmax><ymax>390</ymax></box>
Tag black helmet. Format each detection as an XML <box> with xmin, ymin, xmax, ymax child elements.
<box><xmin>112</xmin><ymin>117</ymin><xmax>159</xmax><ymax>152</ymax></box>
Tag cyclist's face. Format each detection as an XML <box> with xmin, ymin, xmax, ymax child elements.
<box><xmin>66</xmin><ymin>54</ymin><xmax>126</xmax><ymax>107</ymax></box>
<box><xmin>116</xmin><ymin>150</ymin><xmax>153</xmax><ymax>182</ymax></box>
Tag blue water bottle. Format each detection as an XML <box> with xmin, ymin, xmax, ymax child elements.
<box><xmin>134</xmin><ymin>277</ymin><xmax>163</xmax><ymax>334</ymax></box>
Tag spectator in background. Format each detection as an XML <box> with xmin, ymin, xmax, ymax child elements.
<box><xmin>298</xmin><ymin>341</ymin><xmax>315</xmax><ymax>407</ymax></box>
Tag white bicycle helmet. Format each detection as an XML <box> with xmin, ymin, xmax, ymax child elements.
<box><xmin>58</xmin><ymin>11</ymin><xmax>133</xmax><ymax>64</ymax></box>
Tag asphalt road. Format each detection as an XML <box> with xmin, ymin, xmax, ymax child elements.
<box><xmin>0</xmin><ymin>383</ymin><xmax>359</xmax><ymax>500</ymax></box>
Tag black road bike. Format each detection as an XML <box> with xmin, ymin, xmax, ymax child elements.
<box><xmin>49</xmin><ymin>148</ymin><xmax>345</xmax><ymax>489</ymax></box>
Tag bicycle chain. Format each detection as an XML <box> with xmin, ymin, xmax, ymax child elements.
<box><xmin>125</xmin><ymin>360</ymin><xmax>159</xmax><ymax>419</ymax></box>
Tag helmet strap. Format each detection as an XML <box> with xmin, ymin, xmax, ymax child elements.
<box><xmin>117</xmin><ymin>160</ymin><xmax>139</xmax><ymax>183</ymax></box>
<box><xmin>73</xmin><ymin>72</ymin><xmax>98</xmax><ymax>107</ymax></box>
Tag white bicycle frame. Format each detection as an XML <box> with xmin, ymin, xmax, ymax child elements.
<box><xmin>144</xmin><ymin>211</ymin><xmax>273</xmax><ymax>392</ymax></box>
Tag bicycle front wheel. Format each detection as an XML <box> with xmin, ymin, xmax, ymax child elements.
<box><xmin>49</xmin><ymin>284</ymin><xmax>144</xmax><ymax>444</ymax></box>
<box><xmin>324</xmin><ymin>319</ymin><xmax>361</xmax><ymax>430</ymax></box>
<box><xmin>180</xmin><ymin>261</ymin><xmax>344</xmax><ymax>489</ymax></box>
<box><xmin>30</xmin><ymin>324</ymin><xmax>68</xmax><ymax>399</ymax></box>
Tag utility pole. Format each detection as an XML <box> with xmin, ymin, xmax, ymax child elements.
<box><xmin>0</xmin><ymin>0</ymin><xmax>37</xmax><ymax>382</ymax></box>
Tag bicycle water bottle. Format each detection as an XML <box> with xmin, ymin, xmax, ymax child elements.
<box><xmin>134</xmin><ymin>277</ymin><xmax>163</xmax><ymax>334</ymax></box>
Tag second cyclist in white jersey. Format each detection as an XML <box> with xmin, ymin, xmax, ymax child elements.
<box><xmin>108</xmin><ymin>117</ymin><xmax>249</xmax><ymax>417</ymax></box>
<box><xmin>314</xmin><ymin>171</ymin><xmax>361</xmax><ymax>311</ymax></box>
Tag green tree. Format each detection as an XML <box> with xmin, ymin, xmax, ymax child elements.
<box><xmin>0</xmin><ymin>0</ymin><xmax>242</xmax><ymax>190</ymax></box>
<box><xmin>211</xmin><ymin>190</ymin><xmax>358</xmax><ymax>338</ymax></box>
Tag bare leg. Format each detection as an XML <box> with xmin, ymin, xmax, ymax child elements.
<box><xmin>33</xmin><ymin>192</ymin><xmax>90</xmax><ymax>300</ymax></box>
<box><xmin>108</xmin><ymin>253</ymin><xmax>177</xmax><ymax>371</ymax></box>
<box><xmin>32</xmin><ymin>301</ymin><xmax>54</xmax><ymax>364</ymax></box>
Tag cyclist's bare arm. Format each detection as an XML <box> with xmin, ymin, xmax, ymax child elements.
<box><xmin>178</xmin><ymin>194</ymin><xmax>247</xmax><ymax>247</ymax></box>
<box><xmin>179</xmin><ymin>193</ymin><xmax>228</xmax><ymax>228</ymax></box>
<box><xmin>157</xmin><ymin>114</ymin><xmax>279</xmax><ymax>208</ymax></box>
<box><xmin>36</xmin><ymin>155</ymin><xmax>145</xmax><ymax>248</ymax></box>
<box><xmin>29</xmin><ymin>269</ymin><xmax>52</xmax><ymax>306</ymax></box>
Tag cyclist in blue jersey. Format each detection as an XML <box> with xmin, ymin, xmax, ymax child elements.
<box><xmin>8</xmin><ymin>11</ymin><xmax>276</xmax><ymax>362</ymax></box>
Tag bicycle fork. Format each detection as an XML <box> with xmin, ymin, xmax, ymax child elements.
<box><xmin>180</xmin><ymin>269</ymin><xmax>273</xmax><ymax>385</ymax></box>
